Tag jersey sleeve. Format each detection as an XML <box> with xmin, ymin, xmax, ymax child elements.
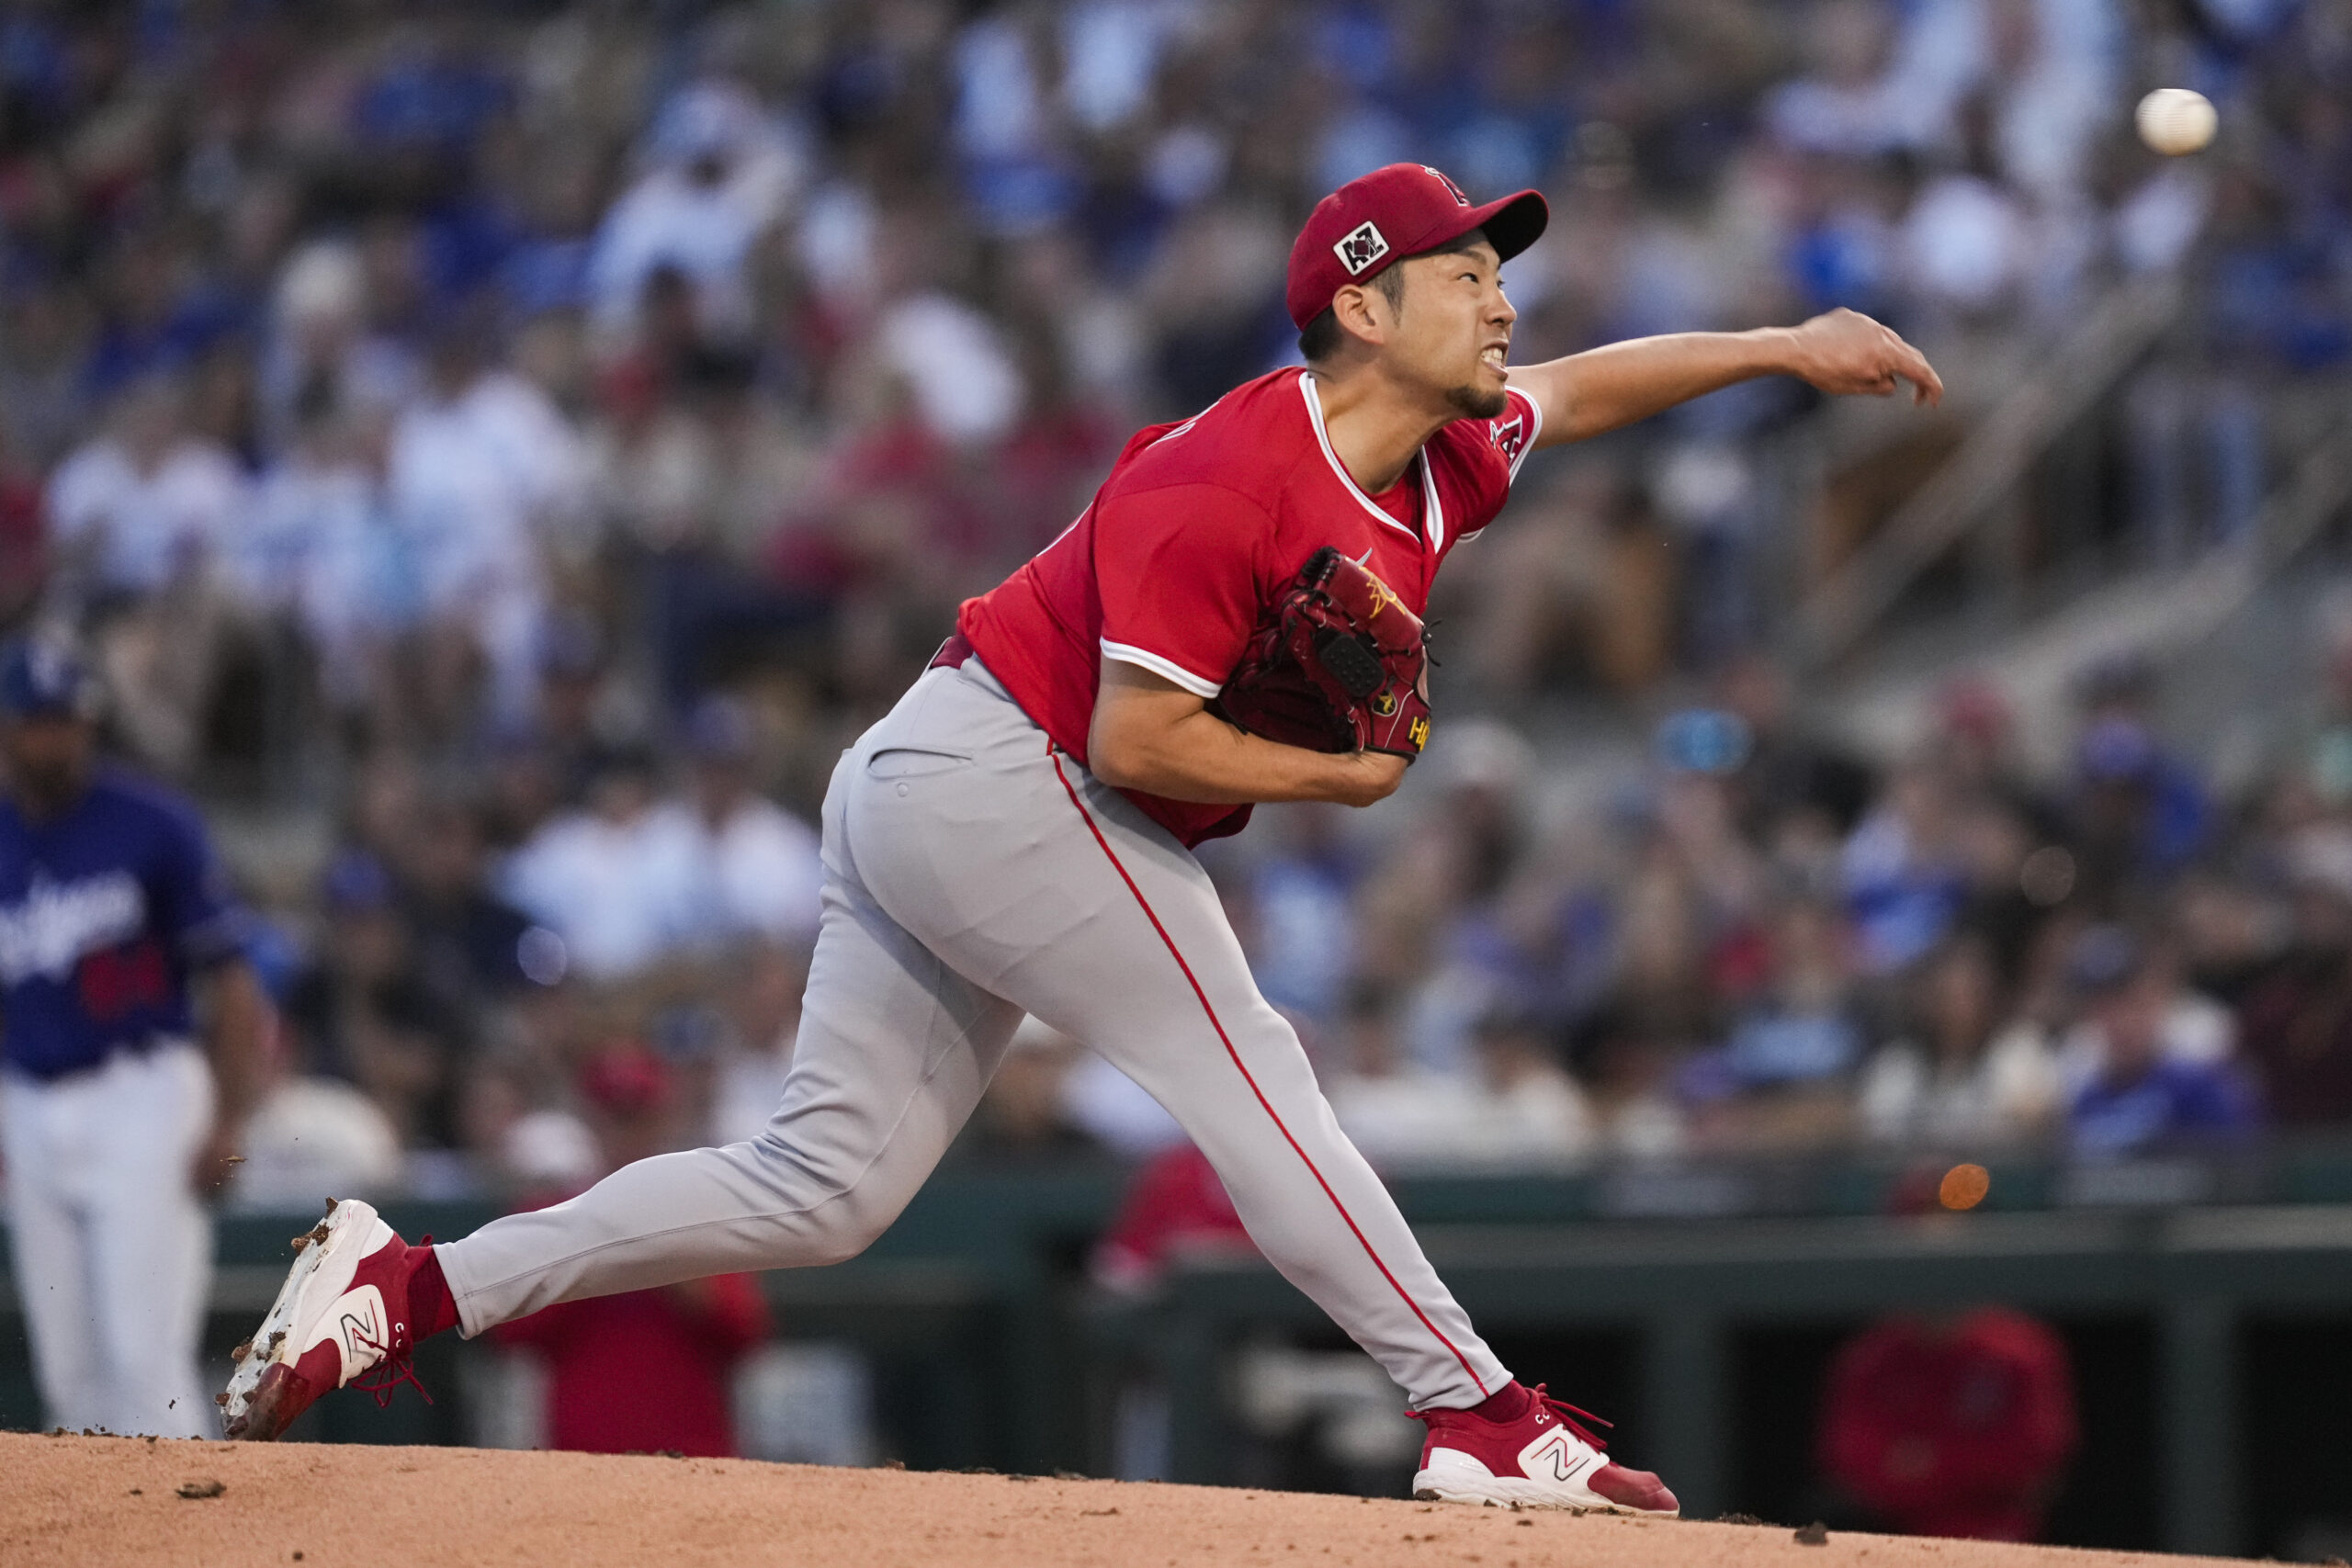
<box><xmin>1092</xmin><ymin>481</ymin><xmax>1274</xmax><ymax>698</ymax></box>
<box><xmin>1445</xmin><ymin>386</ymin><xmax>1543</xmax><ymax>545</ymax></box>
<box><xmin>151</xmin><ymin>800</ymin><xmax>250</xmax><ymax>967</ymax></box>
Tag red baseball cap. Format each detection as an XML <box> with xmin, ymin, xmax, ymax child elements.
<box><xmin>1285</xmin><ymin>163</ymin><xmax>1549</xmax><ymax>330</ymax></box>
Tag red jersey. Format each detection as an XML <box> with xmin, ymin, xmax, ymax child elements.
<box><xmin>959</xmin><ymin>367</ymin><xmax>1541</xmax><ymax>846</ymax></box>
<box><xmin>1817</xmin><ymin>1308</ymin><xmax>2078</xmax><ymax>1540</ymax></box>
<box><xmin>489</xmin><ymin>1273</ymin><xmax>770</xmax><ymax>1458</ymax></box>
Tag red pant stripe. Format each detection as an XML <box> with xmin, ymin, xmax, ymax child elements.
<box><xmin>1047</xmin><ymin>745</ymin><xmax>1488</xmax><ymax>1399</ymax></box>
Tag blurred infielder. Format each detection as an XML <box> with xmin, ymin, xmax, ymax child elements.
<box><xmin>222</xmin><ymin>165</ymin><xmax>1939</xmax><ymax>1508</ymax></box>
<box><xmin>0</xmin><ymin>637</ymin><xmax>268</xmax><ymax>1436</ymax></box>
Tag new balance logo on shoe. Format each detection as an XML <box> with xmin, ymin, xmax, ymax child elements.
<box><xmin>1523</xmin><ymin>1429</ymin><xmax>1600</xmax><ymax>1485</ymax></box>
<box><xmin>315</xmin><ymin>1283</ymin><xmax>387</xmax><ymax>1383</ymax></box>
<box><xmin>339</xmin><ymin>1303</ymin><xmax>377</xmax><ymax>1355</ymax></box>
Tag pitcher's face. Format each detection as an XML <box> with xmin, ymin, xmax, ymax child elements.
<box><xmin>1384</xmin><ymin>238</ymin><xmax>1516</xmax><ymax>420</ymax></box>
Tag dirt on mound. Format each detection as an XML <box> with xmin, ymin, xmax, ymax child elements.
<box><xmin>0</xmin><ymin>1431</ymin><xmax>2244</xmax><ymax>1568</ymax></box>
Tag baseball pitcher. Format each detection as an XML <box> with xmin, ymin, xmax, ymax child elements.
<box><xmin>220</xmin><ymin>164</ymin><xmax>1939</xmax><ymax>1509</ymax></box>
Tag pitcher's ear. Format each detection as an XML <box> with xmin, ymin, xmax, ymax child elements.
<box><xmin>1330</xmin><ymin>280</ymin><xmax>1388</xmax><ymax>347</ymax></box>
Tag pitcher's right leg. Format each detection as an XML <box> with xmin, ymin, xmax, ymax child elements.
<box><xmin>226</xmin><ymin>722</ymin><xmax>1026</xmax><ymax>1438</ymax></box>
<box><xmin>435</xmin><ymin>854</ymin><xmax>1023</xmax><ymax>1331</ymax></box>
<box><xmin>227</xmin><ymin>861</ymin><xmax>1022</xmax><ymax>1437</ymax></box>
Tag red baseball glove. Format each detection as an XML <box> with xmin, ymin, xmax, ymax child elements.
<box><xmin>1213</xmin><ymin>546</ymin><xmax>1430</xmax><ymax>760</ymax></box>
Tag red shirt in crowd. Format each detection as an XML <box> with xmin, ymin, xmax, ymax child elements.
<box><xmin>491</xmin><ymin>1273</ymin><xmax>770</xmax><ymax>1458</ymax></box>
<box><xmin>1091</xmin><ymin>1142</ymin><xmax>1256</xmax><ymax>1292</ymax></box>
<box><xmin>959</xmin><ymin>367</ymin><xmax>1540</xmax><ymax>847</ymax></box>
<box><xmin>1817</xmin><ymin>1307</ymin><xmax>2079</xmax><ymax>1541</ymax></box>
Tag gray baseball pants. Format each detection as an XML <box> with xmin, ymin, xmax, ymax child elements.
<box><xmin>435</xmin><ymin>657</ymin><xmax>1510</xmax><ymax>1410</ymax></box>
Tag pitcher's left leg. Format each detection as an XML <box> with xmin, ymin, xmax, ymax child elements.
<box><xmin>848</xmin><ymin>734</ymin><xmax>1673</xmax><ymax>1513</ymax></box>
<box><xmin>849</xmin><ymin>728</ymin><xmax>1505</xmax><ymax>1411</ymax></box>
<box><xmin>1014</xmin><ymin>766</ymin><xmax>1674</xmax><ymax>1513</ymax></box>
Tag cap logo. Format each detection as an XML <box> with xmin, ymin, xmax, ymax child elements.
<box><xmin>1422</xmin><ymin>166</ymin><xmax>1470</xmax><ymax>205</ymax></box>
<box><xmin>1334</xmin><ymin>220</ymin><xmax>1391</xmax><ymax>276</ymax></box>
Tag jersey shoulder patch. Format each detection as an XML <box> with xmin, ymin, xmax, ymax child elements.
<box><xmin>1488</xmin><ymin>407</ymin><xmax>1529</xmax><ymax>470</ymax></box>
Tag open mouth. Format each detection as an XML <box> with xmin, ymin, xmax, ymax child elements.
<box><xmin>1478</xmin><ymin>344</ymin><xmax>1509</xmax><ymax>372</ymax></box>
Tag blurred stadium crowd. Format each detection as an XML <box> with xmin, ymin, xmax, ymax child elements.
<box><xmin>1</xmin><ymin>0</ymin><xmax>2350</xmax><ymax>1208</ymax></box>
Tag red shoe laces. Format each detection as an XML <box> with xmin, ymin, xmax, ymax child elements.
<box><xmin>346</xmin><ymin>1235</ymin><xmax>435</xmax><ymax>1411</ymax></box>
<box><xmin>348</xmin><ymin>1334</ymin><xmax>432</xmax><ymax>1409</ymax></box>
<box><xmin>1408</xmin><ymin>1383</ymin><xmax>1615</xmax><ymax>1450</ymax></box>
<box><xmin>1529</xmin><ymin>1384</ymin><xmax>1611</xmax><ymax>1450</ymax></box>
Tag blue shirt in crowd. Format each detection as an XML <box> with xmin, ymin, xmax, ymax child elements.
<box><xmin>2067</xmin><ymin>1058</ymin><xmax>2261</xmax><ymax>1156</ymax></box>
<box><xmin>0</xmin><ymin>768</ymin><xmax>246</xmax><ymax>1081</ymax></box>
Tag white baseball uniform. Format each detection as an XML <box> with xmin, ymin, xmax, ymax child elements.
<box><xmin>436</xmin><ymin>367</ymin><xmax>1544</xmax><ymax>1412</ymax></box>
<box><xmin>0</xmin><ymin>767</ymin><xmax>247</xmax><ymax>1438</ymax></box>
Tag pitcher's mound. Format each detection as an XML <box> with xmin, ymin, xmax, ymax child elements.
<box><xmin>0</xmin><ymin>1430</ymin><xmax>2244</xmax><ymax>1567</ymax></box>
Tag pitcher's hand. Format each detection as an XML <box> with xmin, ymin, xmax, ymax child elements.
<box><xmin>1783</xmin><ymin>307</ymin><xmax>1943</xmax><ymax>406</ymax></box>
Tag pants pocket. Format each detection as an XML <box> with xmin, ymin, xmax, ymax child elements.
<box><xmin>865</xmin><ymin>747</ymin><xmax>974</xmax><ymax>780</ymax></box>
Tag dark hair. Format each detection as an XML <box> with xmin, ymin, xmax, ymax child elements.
<box><xmin>1297</xmin><ymin>307</ymin><xmax>1341</xmax><ymax>362</ymax></box>
<box><xmin>1295</xmin><ymin>228</ymin><xmax>1492</xmax><ymax>363</ymax></box>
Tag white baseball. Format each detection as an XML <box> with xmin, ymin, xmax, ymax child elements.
<box><xmin>2136</xmin><ymin>87</ymin><xmax>2217</xmax><ymax>156</ymax></box>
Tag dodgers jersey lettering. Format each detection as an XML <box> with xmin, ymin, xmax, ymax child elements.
<box><xmin>960</xmin><ymin>367</ymin><xmax>1540</xmax><ymax>846</ymax></box>
<box><xmin>0</xmin><ymin>768</ymin><xmax>247</xmax><ymax>1080</ymax></box>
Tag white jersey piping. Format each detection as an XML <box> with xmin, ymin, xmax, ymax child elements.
<box><xmin>1296</xmin><ymin>371</ymin><xmax>1443</xmax><ymax>552</ymax></box>
<box><xmin>1100</xmin><ymin>640</ymin><xmax>1225</xmax><ymax>699</ymax></box>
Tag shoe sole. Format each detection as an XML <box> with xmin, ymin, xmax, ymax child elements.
<box><xmin>1413</xmin><ymin>1485</ymin><xmax>1677</xmax><ymax>1517</ymax></box>
<box><xmin>220</xmin><ymin>1198</ymin><xmax>382</xmax><ymax>1441</ymax></box>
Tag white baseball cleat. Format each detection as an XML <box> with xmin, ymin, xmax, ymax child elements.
<box><xmin>1408</xmin><ymin>1382</ymin><xmax>1679</xmax><ymax>1516</ymax></box>
<box><xmin>219</xmin><ymin>1198</ymin><xmax>429</xmax><ymax>1440</ymax></box>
